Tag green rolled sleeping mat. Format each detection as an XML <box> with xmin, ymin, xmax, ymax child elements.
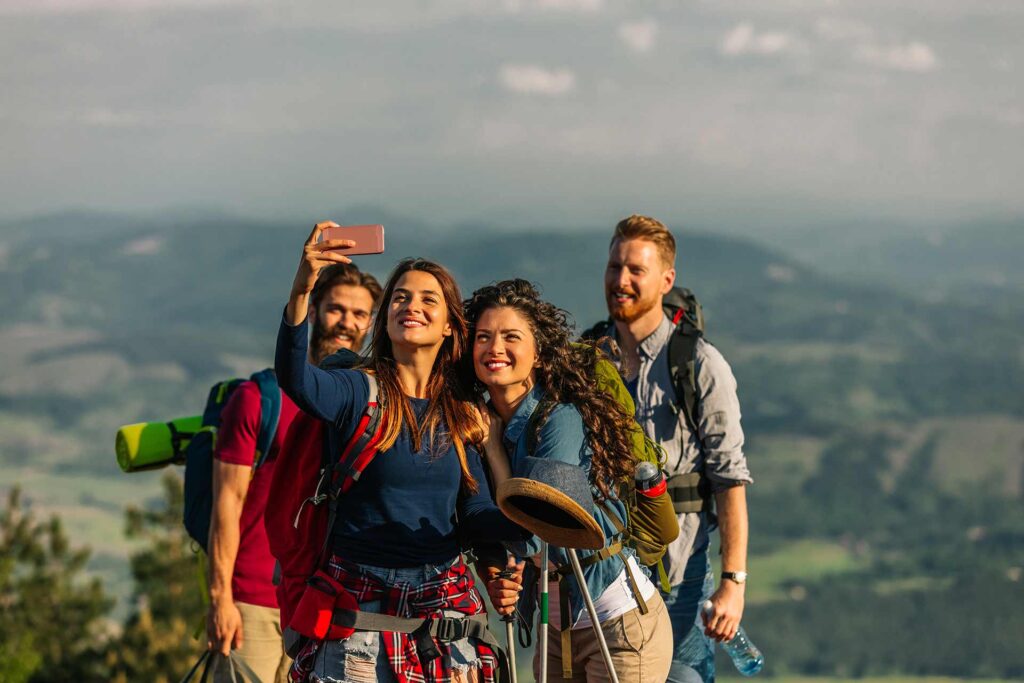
<box><xmin>115</xmin><ymin>416</ymin><xmax>203</xmax><ymax>473</ymax></box>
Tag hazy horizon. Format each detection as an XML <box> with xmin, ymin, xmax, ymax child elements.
<box><xmin>1</xmin><ymin>0</ymin><xmax>1021</xmax><ymax>234</ymax></box>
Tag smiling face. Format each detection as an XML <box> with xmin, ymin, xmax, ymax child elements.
<box><xmin>604</xmin><ymin>238</ymin><xmax>675</xmax><ymax>324</ymax></box>
<box><xmin>472</xmin><ymin>306</ymin><xmax>538</xmax><ymax>392</ymax></box>
<box><xmin>385</xmin><ymin>270</ymin><xmax>453</xmax><ymax>350</ymax></box>
<box><xmin>310</xmin><ymin>283</ymin><xmax>375</xmax><ymax>360</ymax></box>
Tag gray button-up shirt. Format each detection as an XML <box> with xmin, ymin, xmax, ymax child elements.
<box><xmin>611</xmin><ymin>314</ymin><xmax>752</xmax><ymax>586</ymax></box>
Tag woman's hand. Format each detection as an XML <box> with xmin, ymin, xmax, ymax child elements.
<box><xmin>477</xmin><ymin>401</ymin><xmax>504</xmax><ymax>450</ymax></box>
<box><xmin>477</xmin><ymin>401</ymin><xmax>511</xmax><ymax>486</ymax></box>
<box><xmin>482</xmin><ymin>555</ymin><xmax>525</xmax><ymax>617</ymax></box>
<box><xmin>285</xmin><ymin>221</ymin><xmax>357</xmax><ymax>325</ymax></box>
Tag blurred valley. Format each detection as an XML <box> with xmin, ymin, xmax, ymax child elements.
<box><xmin>1</xmin><ymin>210</ymin><xmax>1022</xmax><ymax>678</ymax></box>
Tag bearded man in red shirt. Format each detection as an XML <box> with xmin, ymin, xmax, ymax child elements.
<box><xmin>206</xmin><ymin>264</ymin><xmax>381</xmax><ymax>682</ymax></box>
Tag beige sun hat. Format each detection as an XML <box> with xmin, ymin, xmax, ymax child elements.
<box><xmin>496</xmin><ymin>456</ymin><xmax>604</xmax><ymax>550</ymax></box>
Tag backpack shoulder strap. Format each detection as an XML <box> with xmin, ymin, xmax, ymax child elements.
<box><xmin>332</xmin><ymin>374</ymin><xmax>384</xmax><ymax>496</ymax></box>
<box><xmin>318</xmin><ymin>374</ymin><xmax>384</xmax><ymax>567</ymax></box>
<box><xmin>250</xmin><ymin>368</ymin><xmax>282</xmax><ymax>468</ymax></box>
<box><xmin>667</xmin><ymin>324</ymin><xmax>702</xmax><ymax>436</ymax></box>
<box><xmin>524</xmin><ymin>398</ymin><xmax>556</xmax><ymax>456</ymax></box>
<box><xmin>580</xmin><ymin>319</ymin><xmax>613</xmax><ymax>342</ymax></box>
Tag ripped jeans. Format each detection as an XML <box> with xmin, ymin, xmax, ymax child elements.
<box><xmin>307</xmin><ymin>558</ymin><xmax>484</xmax><ymax>683</ymax></box>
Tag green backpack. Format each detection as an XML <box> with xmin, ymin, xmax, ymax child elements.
<box><xmin>525</xmin><ymin>349</ymin><xmax>680</xmax><ymax>591</ymax></box>
<box><xmin>582</xmin><ymin>286</ymin><xmax>713</xmax><ymax>517</ymax></box>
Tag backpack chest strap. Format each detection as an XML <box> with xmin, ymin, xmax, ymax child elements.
<box><xmin>552</xmin><ymin>539</ymin><xmax>648</xmax><ymax>609</ymax></box>
<box><xmin>554</xmin><ymin>541</ymin><xmax>623</xmax><ymax>575</ymax></box>
<box><xmin>331</xmin><ymin>610</ymin><xmax>489</xmax><ymax>640</ymax></box>
<box><xmin>328</xmin><ymin>611</ymin><xmax>510</xmax><ymax>682</ymax></box>
<box><xmin>666</xmin><ymin>471</ymin><xmax>712</xmax><ymax>514</ymax></box>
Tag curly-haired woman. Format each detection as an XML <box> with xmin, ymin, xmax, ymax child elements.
<box><xmin>276</xmin><ymin>223</ymin><xmax>525</xmax><ymax>683</ymax></box>
<box><xmin>465</xmin><ymin>279</ymin><xmax>672</xmax><ymax>683</ymax></box>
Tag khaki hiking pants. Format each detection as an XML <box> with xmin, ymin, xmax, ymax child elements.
<box><xmin>535</xmin><ymin>590</ymin><xmax>673</xmax><ymax>683</ymax></box>
<box><xmin>212</xmin><ymin>601</ymin><xmax>291</xmax><ymax>683</ymax></box>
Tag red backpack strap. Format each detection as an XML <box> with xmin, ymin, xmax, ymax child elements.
<box><xmin>316</xmin><ymin>374</ymin><xmax>385</xmax><ymax>567</ymax></box>
<box><xmin>331</xmin><ymin>374</ymin><xmax>385</xmax><ymax>496</ymax></box>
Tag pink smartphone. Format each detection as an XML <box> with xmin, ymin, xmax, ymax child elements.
<box><xmin>320</xmin><ymin>224</ymin><xmax>385</xmax><ymax>256</ymax></box>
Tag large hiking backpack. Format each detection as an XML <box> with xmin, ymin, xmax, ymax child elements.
<box><xmin>182</xmin><ymin>369</ymin><xmax>281</xmax><ymax>552</ymax></box>
<box><xmin>525</xmin><ymin>351</ymin><xmax>679</xmax><ymax>589</ymax></box>
<box><xmin>265</xmin><ymin>368</ymin><xmax>385</xmax><ymax>654</ymax></box>
<box><xmin>265</xmin><ymin>363</ymin><xmax>509</xmax><ymax>675</ymax></box>
<box><xmin>582</xmin><ymin>285</ymin><xmax>713</xmax><ymax>517</ymax></box>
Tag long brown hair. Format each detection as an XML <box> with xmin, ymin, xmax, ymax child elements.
<box><xmin>365</xmin><ymin>258</ymin><xmax>482</xmax><ymax>492</ymax></box>
<box><xmin>464</xmin><ymin>279</ymin><xmax>635</xmax><ymax>499</ymax></box>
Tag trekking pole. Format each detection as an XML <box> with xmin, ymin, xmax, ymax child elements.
<box><xmin>538</xmin><ymin>541</ymin><xmax>549</xmax><ymax>683</ymax></box>
<box><xmin>566</xmin><ymin>548</ymin><xmax>620</xmax><ymax>683</ymax></box>
<box><xmin>497</xmin><ymin>566</ymin><xmax>518</xmax><ymax>683</ymax></box>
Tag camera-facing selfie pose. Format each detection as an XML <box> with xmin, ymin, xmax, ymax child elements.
<box><xmin>597</xmin><ymin>215</ymin><xmax>752</xmax><ymax>683</ymax></box>
<box><xmin>275</xmin><ymin>223</ymin><xmax>524</xmax><ymax>683</ymax></box>
<box><xmin>206</xmin><ymin>262</ymin><xmax>381</xmax><ymax>683</ymax></box>
<box><xmin>468</xmin><ymin>280</ymin><xmax>673</xmax><ymax>683</ymax></box>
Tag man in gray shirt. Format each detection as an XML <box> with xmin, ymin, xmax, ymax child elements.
<box><xmin>600</xmin><ymin>215</ymin><xmax>753</xmax><ymax>683</ymax></box>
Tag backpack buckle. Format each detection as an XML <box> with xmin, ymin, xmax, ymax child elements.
<box><xmin>434</xmin><ymin>616</ymin><xmax>469</xmax><ymax>642</ymax></box>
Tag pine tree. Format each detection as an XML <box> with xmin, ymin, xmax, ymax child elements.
<box><xmin>104</xmin><ymin>471</ymin><xmax>208</xmax><ymax>682</ymax></box>
<box><xmin>0</xmin><ymin>487</ymin><xmax>112</xmax><ymax>683</ymax></box>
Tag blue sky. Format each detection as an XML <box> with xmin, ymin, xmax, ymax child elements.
<box><xmin>1</xmin><ymin>0</ymin><xmax>1021</xmax><ymax>231</ymax></box>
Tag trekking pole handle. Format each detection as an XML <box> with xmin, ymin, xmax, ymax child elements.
<box><xmin>497</xmin><ymin>568</ymin><xmax>517</xmax><ymax>623</ymax></box>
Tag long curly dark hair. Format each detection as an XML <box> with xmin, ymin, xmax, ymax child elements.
<box><xmin>463</xmin><ymin>279</ymin><xmax>635</xmax><ymax>499</ymax></box>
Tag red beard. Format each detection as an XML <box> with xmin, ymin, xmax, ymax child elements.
<box><xmin>606</xmin><ymin>289</ymin><xmax>659</xmax><ymax>323</ymax></box>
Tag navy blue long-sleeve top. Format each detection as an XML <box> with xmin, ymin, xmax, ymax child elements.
<box><xmin>276</xmin><ymin>313</ymin><xmax>524</xmax><ymax>568</ymax></box>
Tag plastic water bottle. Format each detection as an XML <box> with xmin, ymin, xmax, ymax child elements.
<box><xmin>634</xmin><ymin>461</ymin><xmax>667</xmax><ymax>497</ymax></box>
<box><xmin>702</xmin><ymin>600</ymin><xmax>764</xmax><ymax>676</ymax></box>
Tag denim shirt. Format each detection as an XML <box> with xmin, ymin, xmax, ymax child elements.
<box><xmin>502</xmin><ymin>385</ymin><xmax>638</xmax><ymax>625</ymax></box>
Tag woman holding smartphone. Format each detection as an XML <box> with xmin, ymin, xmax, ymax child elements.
<box><xmin>277</xmin><ymin>222</ymin><xmax>523</xmax><ymax>683</ymax></box>
<box><xmin>466</xmin><ymin>279</ymin><xmax>673</xmax><ymax>683</ymax></box>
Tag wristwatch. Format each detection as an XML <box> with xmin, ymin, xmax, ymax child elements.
<box><xmin>721</xmin><ymin>571</ymin><xmax>748</xmax><ymax>584</ymax></box>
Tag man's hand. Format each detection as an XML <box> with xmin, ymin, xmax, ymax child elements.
<box><xmin>702</xmin><ymin>579</ymin><xmax>745</xmax><ymax>642</ymax></box>
<box><xmin>207</xmin><ymin>600</ymin><xmax>244</xmax><ymax>656</ymax></box>
<box><xmin>482</xmin><ymin>556</ymin><xmax>525</xmax><ymax>617</ymax></box>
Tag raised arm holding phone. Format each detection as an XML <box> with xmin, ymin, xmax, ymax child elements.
<box><xmin>206</xmin><ymin>243</ymin><xmax>381</xmax><ymax>683</ymax></box>
<box><xmin>276</xmin><ymin>222</ymin><xmax>524</xmax><ymax>683</ymax></box>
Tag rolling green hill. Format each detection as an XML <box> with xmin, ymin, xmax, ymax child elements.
<box><xmin>2</xmin><ymin>211</ymin><xmax>1021</xmax><ymax>434</ymax></box>
<box><xmin>1</xmin><ymin>211</ymin><xmax>1022</xmax><ymax>678</ymax></box>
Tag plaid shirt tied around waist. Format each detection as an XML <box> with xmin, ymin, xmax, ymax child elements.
<box><xmin>291</xmin><ymin>554</ymin><xmax>498</xmax><ymax>683</ymax></box>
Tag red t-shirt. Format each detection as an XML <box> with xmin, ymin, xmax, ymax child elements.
<box><xmin>214</xmin><ymin>381</ymin><xmax>299</xmax><ymax>608</ymax></box>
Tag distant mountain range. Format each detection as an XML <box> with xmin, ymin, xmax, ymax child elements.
<box><xmin>761</xmin><ymin>216</ymin><xmax>1024</xmax><ymax>304</ymax></box>
<box><xmin>3</xmin><ymin>210</ymin><xmax>1022</xmax><ymax>677</ymax></box>
<box><xmin>1</xmin><ymin>209</ymin><xmax>1021</xmax><ymax>440</ymax></box>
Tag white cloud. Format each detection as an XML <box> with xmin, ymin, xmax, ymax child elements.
<box><xmin>79</xmin><ymin>107</ymin><xmax>148</xmax><ymax>128</ymax></box>
<box><xmin>720</xmin><ymin>23</ymin><xmax>799</xmax><ymax>57</ymax></box>
<box><xmin>499</xmin><ymin>64</ymin><xmax>576</xmax><ymax>96</ymax></box>
<box><xmin>619</xmin><ymin>19</ymin><xmax>658</xmax><ymax>54</ymax></box>
<box><xmin>855</xmin><ymin>41</ymin><xmax>938</xmax><ymax>72</ymax></box>
<box><xmin>0</xmin><ymin>0</ymin><xmax>241</xmax><ymax>14</ymax></box>
<box><xmin>502</xmin><ymin>0</ymin><xmax>602</xmax><ymax>12</ymax></box>
<box><xmin>814</xmin><ymin>16</ymin><xmax>874</xmax><ymax>42</ymax></box>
